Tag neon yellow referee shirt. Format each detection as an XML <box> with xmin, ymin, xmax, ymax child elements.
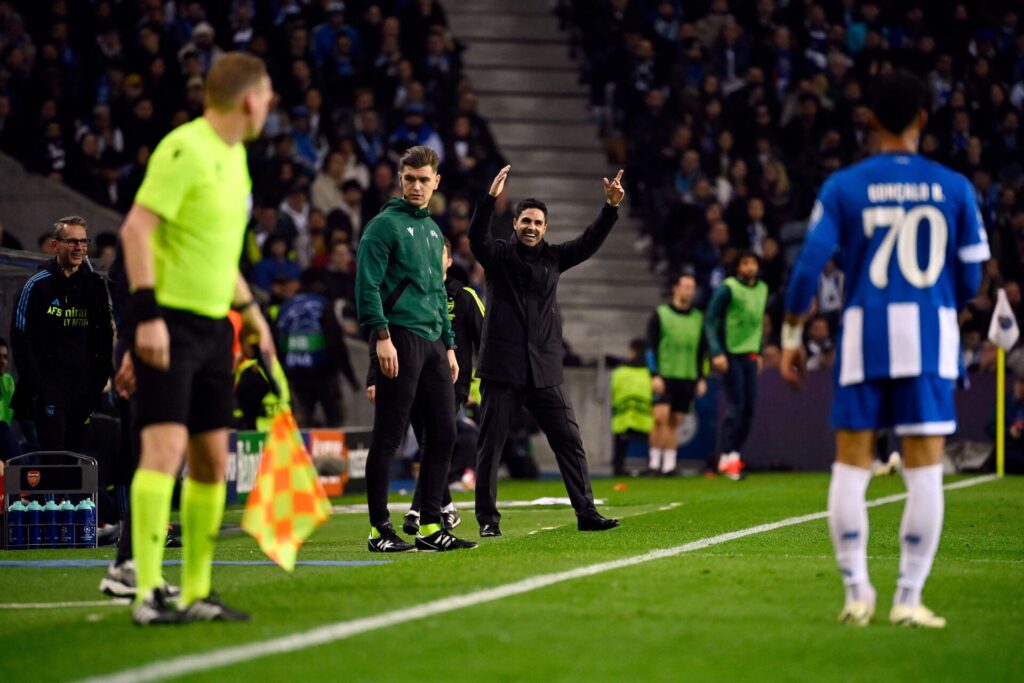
<box><xmin>134</xmin><ymin>117</ymin><xmax>251</xmax><ymax>319</ymax></box>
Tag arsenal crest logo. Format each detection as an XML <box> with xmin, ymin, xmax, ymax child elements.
<box><xmin>27</xmin><ymin>470</ymin><xmax>41</xmax><ymax>487</ymax></box>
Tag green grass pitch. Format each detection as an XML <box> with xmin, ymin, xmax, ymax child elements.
<box><xmin>1</xmin><ymin>473</ymin><xmax>1021</xmax><ymax>682</ymax></box>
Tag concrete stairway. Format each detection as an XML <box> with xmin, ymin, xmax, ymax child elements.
<box><xmin>449</xmin><ymin>0</ymin><xmax>661</xmax><ymax>361</ymax></box>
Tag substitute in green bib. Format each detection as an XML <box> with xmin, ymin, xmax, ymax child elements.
<box><xmin>705</xmin><ymin>251</ymin><xmax>768</xmax><ymax>481</ymax></box>
<box><xmin>118</xmin><ymin>53</ymin><xmax>275</xmax><ymax>626</ymax></box>
<box><xmin>610</xmin><ymin>339</ymin><xmax>654</xmax><ymax>475</ymax></box>
<box><xmin>645</xmin><ymin>271</ymin><xmax>707</xmax><ymax>475</ymax></box>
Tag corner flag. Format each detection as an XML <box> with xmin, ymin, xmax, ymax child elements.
<box><xmin>241</xmin><ymin>411</ymin><xmax>332</xmax><ymax>571</ymax></box>
<box><xmin>988</xmin><ymin>288</ymin><xmax>1020</xmax><ymax>351</ymax></box>
<box><xmin>987</xmin><ymin>288</ymin><xmax>1020</xmax><ymax>477</ymax></box>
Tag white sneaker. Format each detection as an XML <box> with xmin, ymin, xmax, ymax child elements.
<box><xmin>838</xmin><ymin>601</ymin><xmax>875</xmax><ymax>626</ymax></box>
<box><xmin>890</xmin><ymin>604</ymin><xmax>946</xmax><ymax>628</ymax></box>
<box><xmin>873</xmin><ymin>452</ymin><xmax>903</xmax><ymax>477</ymax></box>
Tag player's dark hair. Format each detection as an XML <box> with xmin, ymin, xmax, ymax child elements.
<box><xmin>629</xmin><ymin>337</ymin><xmax>646</xmax><ymax>357</ymax></box>
<box><xmin>399</xmin><ymin>145</ymin><xmax>440</xmax><ymax>172</ymax></box>
<box><xmin>515</xmin><ymin>198</ymin><xmax>548</xmax><ymax>223</ymax></box>
<box><xmin>53</xmin><ymin>215</ymin><xmax>87</xmax><ymax>239</ymax></box>
<box><xmin>443</xmin><ymin>237</ymin><xmax>452</xmax><ymax>255</ymax></box>
<box><xmin>0</xmin><ymin>336</ymin><xmax>8</xmax><ymax>350</ymax></box>
<box><xmin>735</xmin><ymin>249</ymin><xmax>761</xmax><ymax>272</ymax></box>
<box><xmin>869</xmin><ymin>70</ymin><xmax>930</xmax><ymax>135</ymax></box>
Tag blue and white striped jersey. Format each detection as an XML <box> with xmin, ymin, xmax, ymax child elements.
<box><xmin>785</xmin><ymin>152</ymin><xmax>989</xmax><ymax>385</ymax></box>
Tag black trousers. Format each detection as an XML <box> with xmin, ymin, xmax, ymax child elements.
<box><xmin>720</xmin><ymin>354</ymin><xmax>759</xmax><ymax>454</ymax></box>
<box><xmin>36</xmin><ymin>381</ymin><xmax>94</xmax><ymax>453</ymax></box>
<box><xmin>291</xmin><ymin>375</ymin><xmax>343</xmax><ymax>428</ymax></box>
<box><xmin>475</xmin><ymin>380</ymin><xmax>598</xmax><ymax>526</ymax></box>
<box><xmin>366</xmin><ymin>326</ymin><xmax>455</xmax><ymax>528</ymax></box>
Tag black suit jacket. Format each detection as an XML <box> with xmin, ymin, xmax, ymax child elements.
<box><xmin>469</xmin><ymin>195</ymin><xmax>618</xmax><ymax>388</ymax></box>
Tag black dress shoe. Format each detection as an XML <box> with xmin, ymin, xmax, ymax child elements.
<box><xmin>480</xmin><ymin>522</ymin><xmax>502</xmax><ymax>537</ymax></box>
<box><xmin>577</xmin><ymin>514</ymin><xmax>621</xmax><ymax>532</ymax></box>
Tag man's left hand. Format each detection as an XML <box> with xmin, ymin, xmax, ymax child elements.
<box><xmin>780</xmin><ymin>347</ymin><xmax>806</xmax><ymax>391</ymax></box>
<box><xmin>240</xmin><ymin>304</ymin><xmax>276</xmax><ymax>359</ymax></box>
<box><xmin>447</xmin><ymin>349</ymin><xmax>459</xmax><ymax>384</ymax></box>
<box><xmin>115</xmin><ymin>353</ymin><xmax>136</xmax><ymax>399</ymax></box>
<box><xmin>604</xmin><ymin>169</ymin><xmax>625</xmax><ymax>206</ymax></box>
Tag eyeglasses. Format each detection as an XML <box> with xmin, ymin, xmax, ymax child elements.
<box><xmin>58</xmin><ymin>238</ymin><xmax>90</xmax><ymax>248</ymax></box>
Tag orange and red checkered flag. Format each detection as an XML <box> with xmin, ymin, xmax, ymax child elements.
<box><xmin>241</xmin><ymin>411</ymin><xmax>332</xmax><ymax>572</ymax></box>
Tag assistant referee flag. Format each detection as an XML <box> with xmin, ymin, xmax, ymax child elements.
<box><xmin>242</xmin><ymin>412</ymin><xmax>332</xmax><ymax>571</ymax></box>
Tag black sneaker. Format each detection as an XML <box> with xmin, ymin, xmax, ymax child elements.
<box><xmin>368</xmin><ymin>526</ymin><xmax>417</xmax><ymax>553</ymax></box>
<box><xmin>415</xmin><ymin>528</ymin><xmax>478</xmax><ymax>552</ymax></box>
<box><xmin>441</xmin><ymin>506</ymin><xmax>462</xmax><ymax>531</ymax></box>
<box><xmin>183</xmin><ymin>592</ymin><xmax>250</xmax><ymax>622</ymax></box>
<box><xmin>403</xmin><ymin>510</ymin><xmax>421</xmax><ymax>535</ymax></box>
<box><xmin>577</xmin><ymin>514</ymin><xmax>621</xmax><ymax>532</ymax></box>
<box><xmin>132</xmin><ymin>587</ymin><xmax>184</xmax><ymax>626</ymax></box>
<box><xmin>480</xmin><ymin>522</ymin><xmax>502</xmax><ymax>537</ymax></box>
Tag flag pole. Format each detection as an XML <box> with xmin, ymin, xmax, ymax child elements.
<box><xmin>996</xmin><ymin>346</ymin><xmax>1005</xmax><ymax>478</ymax></box>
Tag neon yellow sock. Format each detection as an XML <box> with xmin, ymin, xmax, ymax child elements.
<box><xmin>130</xmin><ymin>469</ymin><xmax>175</xmax><ymax>603</ymax></box>
<box><xmin>180</xmin><ymin>478</ymin><xmax>225</xmax><ymax>607</ymax></box>
<box><xmin>419</xmin><ymin>523</ymin><xmax>441</xmax><ymax>536</ymax></box>
<box><xmin>369</xmin><ymin>526</ymin><xmax>381</xmax><ymax>538</ymax></box>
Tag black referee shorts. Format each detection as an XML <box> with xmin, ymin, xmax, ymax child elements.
<box><xmin>653</xmin><ymin>378</ymin><xmax>696</xmax><ymax>414</ymax></box>
<box><xmin>133</xmin><ymin>307</ymin><xmax>234</xmax><ymax>434</ymax></box>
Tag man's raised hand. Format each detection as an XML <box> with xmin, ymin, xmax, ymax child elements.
<box><xmin>604</xmin><ymin>169</ymin><xmax>625</xmax><ymax>206</ymax></box>
<box><xmin>489</xmin><ymin>165</ymin><xmax>511</xmax><ymax>198</ymax></box>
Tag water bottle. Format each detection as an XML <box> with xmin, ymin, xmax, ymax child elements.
<box><xmin>75</xmin><ymin>499</ymin><xmax>96</xmax><ymax>548</ymax></box>
<box><xmin>25</xmin><ymin>501</ymin><xmax>43</xmax><ymax>548</ymax></box>
<box><xmin>6</xmin><ymin>500</ymin><xmax>26</xmax><ymax>549</ymax></box>
<box><xmin>42</xmin><ymin>500</ymin><xmax>59</xmax><ymax>548</ymax></box>
<box><xmin>58</xmin><ymin>500</ymin><xmax>76</xmax><ymax>547</ymax></box>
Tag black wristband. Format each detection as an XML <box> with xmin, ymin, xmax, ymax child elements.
<box><xmin>127</xmin><ymin>288</ymin><xmax>161</xmax><ymax>326</ymax></box>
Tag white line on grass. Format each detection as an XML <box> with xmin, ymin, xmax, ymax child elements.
<box><xmin>79</xmin><ymin>474</ymin><xmax>998</xmax><ymax>683</ymax></box>
<box><xmin>0</xmin><ymin>599</ymin><xmax>131</xmax><ymax>609</ymax></box>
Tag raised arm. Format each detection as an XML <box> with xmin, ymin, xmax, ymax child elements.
<box><xmin>556</xmin><ymin>170</ymin><xmax>624</xmax><ymax>272</ymax></box>
<box><xmin>469</xmin><ymin>165</ymin><xmax>510</xmax><ymax>268</ymax></box>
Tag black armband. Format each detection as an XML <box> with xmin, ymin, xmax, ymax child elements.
<box><xmin>125</xmin><ymin>288</ymin><xmax>161</xmax><ymax>327</ymax></box>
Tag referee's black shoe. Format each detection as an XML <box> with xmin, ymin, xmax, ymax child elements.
<box><xmin>368</xmin><ymin>525</ymin><xmax>416</xmax><ymax>553</ymax></box>
<box><xmin>184</xmin><ymin>592</ymin><xmax>251</xmax><ymax>622</ymax></box>
<box><xmin>132</xmin><ymin>586</ymin><xmax>185</xmax><ymax>626</ymax></box>
<box><xmin>479</xmin><ymin>522</ymin><xmax>501</xmax><ymax>537</ymax></box>
<box><xmin>577</xmin><ymin>514</ymin><xmax>621</xmax><ymax>532</ymax></box>
<box><xmin>415</xmin><ymin>528</ymin><xmax>478</xmax><ymax>552</ymax></box>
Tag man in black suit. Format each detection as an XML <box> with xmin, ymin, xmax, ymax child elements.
<box><xmin>469</xmin><ymin>165</ymin><xmax>624</xmax><ymax>536</ymax></box>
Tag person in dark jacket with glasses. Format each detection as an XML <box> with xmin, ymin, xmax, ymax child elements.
<box><xmin>10</xmin><ymin>215</ymin><xmax>113</xmax><ymax>451</ymax></box>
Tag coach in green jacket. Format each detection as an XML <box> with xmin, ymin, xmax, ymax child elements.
<box><xmin>355</xmin><ymin>145</ymin><xmax>476</xmax><ymax>553</ymax></box>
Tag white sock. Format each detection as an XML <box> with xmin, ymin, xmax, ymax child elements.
<box><xmin>828</xmin><ymin>462</ymin><xmax>875</xmax><ymax>606</ymax></box>
<box><xmin>441</xmin><ymin>502</ymin><xmax>457</xmax><ymax>513</ymax></box>
<box><xmin>649</xmin><ymin>448</ymin><xmax>662</xmax><ymax>471</ymax></box>
<box><xmin>895</xmin><ymin>464</ymin><xmax>944</xmax><ymax>608</ymax></box>
<box><xmin>661</xmin><ymin>448</ymin><xmax>677</xmax><ymax>474</ymax></box>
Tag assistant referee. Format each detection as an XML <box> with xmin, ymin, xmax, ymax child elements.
<box><xmin>119</xmin><ymin>53</ymin><xmax>275</xmax><ymax>625</ymax></box>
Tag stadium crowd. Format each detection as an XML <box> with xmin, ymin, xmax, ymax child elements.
<box><xmin>558</xmin><ymin>0</ymin><xmax>1024</xmax><ymax>368</ymax></box>
<box><xmin>0</xmin><ymin>0</ymin><xmax>506</xmax><ymax>347</ymax></box>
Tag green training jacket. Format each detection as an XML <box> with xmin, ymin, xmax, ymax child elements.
<box><xmin>355</xmin><ymin>197</ymin><xmax>454</xmax><ymax>347</ymax></box>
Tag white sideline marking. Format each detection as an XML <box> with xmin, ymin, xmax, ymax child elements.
<box><xmin>0</xmin><ymin>599</ymin><xmax>130</xmax><ymax>610</ymax></box>
<box><xmin>79</xmin><ymin>475</ymin><xmax>998</xmax><ymax>683</ymax></box>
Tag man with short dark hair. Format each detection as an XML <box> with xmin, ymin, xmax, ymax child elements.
<box><xmin>704</xmin><ymin>250</ymin><xmax>767</xmax><ymax>480</ymax></box>
<box><xmin>781</xmin><ymin>70</ymin><xmax>989</xmax><ymax>629</ymax></box>
<box><xmin>355</xmin><ymin>144</ymin><xmax>477</xmax><ymax>553</ymax></box>
<box><xmin>470</xmin><ymin>166</ymin><xmax>624</xmax><ymax>536</ymax></box>
<box><xmin>11</xmin><ymin>215</ymin><xmax>113</xmax><ymax>452</ymax></box>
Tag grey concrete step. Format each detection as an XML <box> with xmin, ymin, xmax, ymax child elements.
<box><xmin>478</xmin><ymin>95</ymin><xmax>588</xmax><ymax>124</ymax></box>
<box><xmin>503</xmin><ymin>149</ymin><xmax>608</xmax><ymax>175</ymax></box>
<box><xmin>456</xmin><ymin>0</ymin><xmax>550</xmax><ymax>12</ymax></box>
<box><xmin>450</xmin><ymin>14</ymin><xmax>563</xmax><ymax>42</ymax></box>
<box><xmin>463</xmin><ymin>42</ymin><xmax>573</xmax><ymax>70</ymax></box>
<box><xmin>506</xmin><ymin>175</ymin><xmax>607</xmax><ymax>202</ymax></box>
<box><xmin>467</xmin><ymin>68</ymin><xmax>585</xmax><ymax>97</ymax></box>
<box><xmin>563</xmin><ymin>256</ymin><xmax>652</xmax><ymax>281</ymax></box>
<box><xmin>490</xmin><ymin>121</ymin><xmax>597</xmax><ymax>149</ymax></box>
<box><xmin>556</xmin><ymin>279</ymin><xmax>661</xmax><ymax>306</ymax></box>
